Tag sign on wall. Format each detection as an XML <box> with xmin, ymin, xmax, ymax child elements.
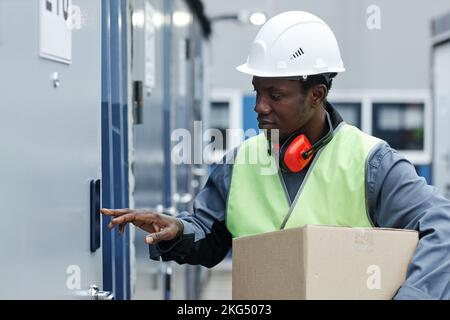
<box><xmin>39</xmin><ymin>0</ymin><xmax>72</xmax><ymax>64</ymax></box>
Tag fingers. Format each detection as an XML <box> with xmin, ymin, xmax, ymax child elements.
<box><xmin>108</xmin><ymin>213</ymin><xmax>135</xmax><ymax>229</ymax></box>
<box><xmin>144</xmin><ymin>224</ymin><xmax>178</xmax><ymax>245</ymax></box>
<box><xmin>145</xmin><ymin>231</ymin><xmax>166</xmax><ymax>245</ymax></box>
<box><xmin>101</xmin><ymin>208</ymin><xmax>133</xmax><ymax>217</ymax></box>
<box><xmin>108</xmin><ymin>212</ymin><xmax>159</xmax><ymax>229</ymax></box>
<box><xmin>103</xmin><ymin>209</ymin><xmax>172</xmax><ymax>239</ymax></box>
<box><xmin>119</xmin><ymin>223</ymin><xmax>125</xmax><ymax>235</ymax></box>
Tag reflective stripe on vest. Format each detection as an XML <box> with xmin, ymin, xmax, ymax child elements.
<box><xmin>226</xmin><ymin>123</ymin><xmax>383</xmax><ymax>238</ymax></box>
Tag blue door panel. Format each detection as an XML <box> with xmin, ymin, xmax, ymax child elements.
<box><xmin>101</xmin><ymin>0</ymin><xmax>130</xmax><ymax>300</ymax></box>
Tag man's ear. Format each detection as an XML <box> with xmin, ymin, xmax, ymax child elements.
<box><xmin>310</xmin><ymin>84</ymin><xmax>327</xmax><ymax>108</ymax></box>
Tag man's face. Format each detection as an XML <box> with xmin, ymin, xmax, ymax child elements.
<box><xmin>252</xmin><ymin>76</ymin><xmax>315</xmax><ymax>141</ymax></box>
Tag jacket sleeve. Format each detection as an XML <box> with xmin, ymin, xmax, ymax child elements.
<box><xmin>367</xmin><ymin>143</ymin><xmax>450</xmax><ymax>300</ymax></box>
<box><xmin>149</xmin><ymin>150</ymin><xmax>236</xmax><ymax>268</ymax></box>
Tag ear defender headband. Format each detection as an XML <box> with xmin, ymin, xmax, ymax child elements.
<box><xmin>279</xmin><ymin>111</ymin><xmax>334</xmax><ymax>173</ymax></box>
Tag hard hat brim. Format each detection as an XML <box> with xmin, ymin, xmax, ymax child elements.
<box><xmin>236</xmin><ymin>63</ymin><xmax>345</xmax><ymax>78</ymax></box>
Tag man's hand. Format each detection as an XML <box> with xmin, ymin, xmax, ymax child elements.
<box><xmin>100</xmin><ymin>208</ymin><xmax>183</xmax><ymax>244</ymax></box>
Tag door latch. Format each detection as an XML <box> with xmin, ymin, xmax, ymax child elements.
<box><xmin>88</xmin><ymin>285</ymin><xmax>114</xmax><ymax>300</ymax></box>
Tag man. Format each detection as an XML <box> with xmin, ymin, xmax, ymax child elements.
<box><xmin>101</xmin><ymin>11</ymin><xmax>450</xmax><ymax>299</ymax></box>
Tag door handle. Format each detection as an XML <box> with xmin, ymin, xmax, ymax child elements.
<box><xmin>88</xmin><ymin>285</ymin><xmax>114</xmax><ymax>300</ymax></box>
<box><xmin>133</xmin><ymin>81</ymin><xmax>144</xmax><ymax>124</ymax></box>
<box><xmin>90</xmin><ymin>179</ymin><xmax>101</xmax><ymax>252</ymax></box>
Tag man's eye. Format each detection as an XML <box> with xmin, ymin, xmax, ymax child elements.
<box><xmin>271</xmin><ymin>94</ymin><xmax>281</xmax><ymax>101</ymax></box>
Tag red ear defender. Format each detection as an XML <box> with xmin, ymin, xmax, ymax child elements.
<box><xmin>278</xmin><ymin>111</ymin><xmax>335</xmax><ymax>173</ymax></box>
<box><xmin>281</xmin><ymin>134</ymin><xmax>313</xmax><ymax>173</ymax></box>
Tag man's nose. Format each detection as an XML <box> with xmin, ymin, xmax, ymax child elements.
<box><xmin>254</xmin><ymin>96</ymin><xmax>271</xmax><ymax>115</ymax></box>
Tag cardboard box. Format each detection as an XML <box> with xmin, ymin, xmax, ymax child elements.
<box><xmin>232</xmin><ymin>225</ymin><xmax>418</xmax><ymax>300</ymax></box>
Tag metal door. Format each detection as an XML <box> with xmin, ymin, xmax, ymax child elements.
<box><xmin>0</xmin><ymin>0</ymin><xmax>103</xmax><ymax>299</ymax></box>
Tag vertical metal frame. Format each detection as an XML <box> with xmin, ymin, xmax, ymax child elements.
<box><xmin>101</xmin><ymin>0</ymin><xmax>131</xmax><ymax>300</ymax></box>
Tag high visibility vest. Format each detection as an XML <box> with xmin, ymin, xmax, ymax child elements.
<box><xmin>226</xmin><ymin>124</ymin><xmax>383</xmax><ymax>238</ymax></box>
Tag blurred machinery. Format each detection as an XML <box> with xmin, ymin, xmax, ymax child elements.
<box><xmin>131</xmin><ymin>0</ymin><xmax>211</xmax><ymax>299</ymax></box>
<box><xmin>431</xmin><ymin>11</ymin><xmax>450</xmax><ymax>199</ymax></box>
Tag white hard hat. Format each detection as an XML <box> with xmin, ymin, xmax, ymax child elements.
<box><xmin>236</xmin><ymin>11</ymin><xmax>345</xmax><ymax>77</ymax></box>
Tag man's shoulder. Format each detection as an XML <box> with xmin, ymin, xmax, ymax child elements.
<box><xmin>367</xmin><ymin>141</ymin><xmax>408</xmax><ymax>169</ymax></box>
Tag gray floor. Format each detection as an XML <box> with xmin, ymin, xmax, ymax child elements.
<box><xmin>200</xmin><ymin>259</ymin><xmax>232</xmax><ymax>300</ymax></box>
<box><xmin>132</xmin><ymin>257</ymin><xmax>232</xmax><ymax>300</ymax></box>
